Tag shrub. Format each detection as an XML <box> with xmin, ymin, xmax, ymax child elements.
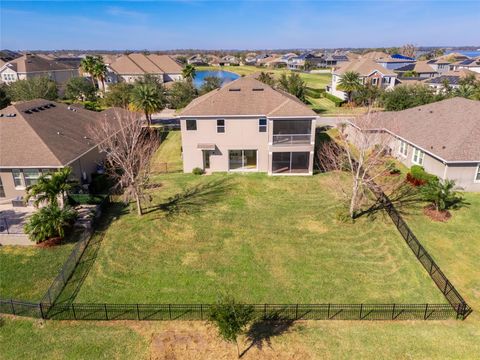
<box><xmin>89</xmin><ymin>173</ymin><xmax>113</xmax><ymax>194</ymax></box>
<box><xmin>408</xmin><ymin>165</ymin><xmax>438</xmax><ymax>186</ymax></box>
<box><xmin>324</xmin><ymin>92</ymin><xmax>346</xmax><ymax>107</ymax></box>
<box><xmin>192</xmin><ymin>167</ymin><xmax>204</xmax><ymax>175</ymax></box>
<box><xmin>24</xmin><ymin>205</ymin><xmax>77</xmax><ymax>243</ymax></box>
<box><xmin>421</xmin><ymin>179</ymin><xmax>465</xmax><ymax>211</ymax></box>
<box><xmin>385</xmin><ymin>159</ymin><xmax>401</xmax><ymax>175</ymax></box>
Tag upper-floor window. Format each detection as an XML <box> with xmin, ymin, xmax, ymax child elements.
<box><xmin>186</xmin><ymin>119</ymin><xmax>197</xmax><ymax>131</ymax></box>
<box><xmin>475</xmin><ymin>165</ymin><xmax>480</xmax><ymax>182</ymax></box>
<box><xmin>259</xmin><ymin>118</ymin><xmax>267</xmax><ymax>132</ymax></box>
<box><xmin>412</xmin><ymin>148</ymin><xmax>424</xmax><ymax>165</ymax></box>
<box><xmin>217</xmin><ymin>119</ymin><xmax>225</xmax><ymax>133</ymax></box>
<box><xmin>399</xmin><ymin>140</ymin><xmax>408</xmax><ymax>157</ymax></box>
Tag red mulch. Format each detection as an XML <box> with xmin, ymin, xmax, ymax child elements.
<box><xmin>36</xmin><ymin>237</ymin><xmax>64</xmax><ymax>248</ymax></box>
<box><xmin>423</xmin><ymin>205</ymin><xmax>451</xmax><ymax>222</ymax></box>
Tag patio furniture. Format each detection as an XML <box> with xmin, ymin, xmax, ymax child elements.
<box><xmin>11</xmin><ymin>197</ymin><xmax>25</xmax><ymax>207</ymax></box>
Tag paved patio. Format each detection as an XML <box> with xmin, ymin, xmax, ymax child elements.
<box><xmin>0</xmin><ymin>205</ymin><xmax>35</xmax><ymax>246</ymax></box>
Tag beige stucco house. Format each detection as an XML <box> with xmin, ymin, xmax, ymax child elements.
<box><xmin>347</xmin><ymin>98</ymin><xmax>480</xmax><ymax>191</ymax></box>
<box><xmin>0</xmin><ymin>100</ymin><xmax>124</xmax><ymax>204</ymax></box>
<box><xmin>179</xmin><ymin>77</ymin><xmax>318</xmax><ymax>175</ymax></box>
<box><xmin>0</xmin><ymin>54</ymin><xmax>79</xmax><ymax>88</ymax></box>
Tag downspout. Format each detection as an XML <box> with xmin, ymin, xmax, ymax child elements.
<box><xmin>443</xmin><ymin>163</ymin><xmax>448</xmax><ymax>180</ymax></box>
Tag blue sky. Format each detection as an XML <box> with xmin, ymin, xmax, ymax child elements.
<box><xmin>1</xmin><ymin>1</ymin><xmax>479</xmax><ymax>50</ymax></box>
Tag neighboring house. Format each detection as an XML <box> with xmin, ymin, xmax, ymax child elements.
<box><xmin>178</xmin><ymin>77</ymin><xmax>317</xmax><ymax>175</ymax></box>
<box><xmin>287</xmin><ymin>53</ymin><xmax>322</xmax><ymax>70</ymax></box>
<box><xmin>347</xmin><ymin>98</ymin><xmax>480</xmax><ymax>191</ymax></box>
<box><xmin>359</xmin><ymin>51</ymin><xmax>389</xmax><ymax>60</ymax></box>
<box><xmin>328</xmin><ymin>58</ymin><xmax>397</xmax><ymax>100</ymax></box>
<box><xmin>454</xmin><ymin>58</ymin><xmax>480</xmax><ymax>73</ymax></box>
<box><xmin>103</xmin><ymin>53</ymin><xmax>183</xmax><ymax>90</ymax></box>
<box><xmin>426</xmin><ymin>59</ymin><xmax>451</xmax><ymax>73</ymax></box>
<box><xmin>0</xmin><ymin>100</ymin><xmax>125</xmax><ymax>203</ymax></box>
<box><xmin>320</xmin><ymin>54</ymin><xmax>349</xmax><ymax>67</ymax></box>
<box><xmin>394</xmin><ymin>61</ymin><xmax>438</xmax><ymax>78</ymax></box>
<box><xmin>376</xmin><ymin>55</ymin><xmax>416</xmax><ymax>70</ymax></box>
<box><xmin>219</xmin><ymin>55</ymin><xmax>239</xmax><ymax>66</ymax></box>
<box><xmin>0</xmin><ymin>54</ymin><xmax>79</xmax><ymax>87</ymax></box>
<box><xmin>187</xmin><ymin>54</ymin><xmax>207</xmax><ymax>66</ymax></box>
<box><xmin>424</xmin><ymin>69</ymin><xmax>480</xmax><ymax>92</ymax></box>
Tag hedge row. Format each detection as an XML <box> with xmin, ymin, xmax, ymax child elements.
<box><xmin>324</xmin><ymin>92</ymin><xmax>346</xmax><ymax>107</ymax></box>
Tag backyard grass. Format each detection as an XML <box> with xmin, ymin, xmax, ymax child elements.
<box><xmin>0</xmin><ymin>242</ymin><xmax>74</xmax><ymax>300</ymax></box>
<box><xmin>151</xmin><ymin>131</ymin><xmax>183</xmax><ymax>173</ymax></box>
<box><xmin>74</xmin><ymin>171</ymin><xmax>445</xmax><ymax>304</ymax></box>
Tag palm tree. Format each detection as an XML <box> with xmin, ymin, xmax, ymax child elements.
<box><xmin>338</xmin><ymin>71</ymin><xmax>362</xmax><ymax>104</ymax></box>
<box><xmin>26</xmin><ymin>167</ymin><xmax>74</xmax><ymax>207</ymax></box>
<box><xmin>455</xmin><ymin>84</ymin><xmax>475</xmax><ymax>99</ymax></box>
<box><xmin>421</xmin><ymin>179</ymin><xmax>464</xmax><ymax>212</ymax></box>
<box><xmin>182</xmin><ymin>64</ymin><xmax>196</xmax><ymax>81</ymax></box>
<box><xmin>91</xmin><ymin>57</ymin><xmax>108</xmax><ymax>92</ymax></box>
<box><xmin>80</xmin><ymin>56</ymin><xmax>98</xmax><ymax>88</ymax></box>
<box><xmin>24</xmin><ymin>204</ymin><xmax>77</xmax><ymax>243</ymax></box>
<box><xmin>131</xmin><ymin>83</ymin><xmax>164</xmax><ymax>126</ymax></box>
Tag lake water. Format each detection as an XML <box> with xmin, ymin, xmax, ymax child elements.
<box><xmin>193</xmin><ymin>70</ymin><xmax>240</xmax><ymax>89</ymax></box>
<box><xmin>446</xmin><ymin>50</ymin><xmax>480</xmax><ymax>58</ymax></box>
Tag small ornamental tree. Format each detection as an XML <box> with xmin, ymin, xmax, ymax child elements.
<box><xmin>421</xmin><ymin>179</ymin><xmax>465</xmax><ymax>212</ymax></box>
<box><xmin>209</xmin><ymin>296</ymin><xmax>255</xmax><ymax>358</ymax></box>
<box><xmin>25</xmin><ymin>167</ymin><xmax>74</xmax><ymax>207</ymax></box>
<box><xmin>199</xmin><ymin>76</ymin><xmax>222</xmax><ymax>94</ymax></box>
<box><xmin>24</xmin><ymin>204</ymin><xmax>77</xmax><ymax>243</ymax></box>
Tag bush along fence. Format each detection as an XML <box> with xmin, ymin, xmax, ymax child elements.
<box><xmin>0</xmin><ymin>189</ymin><xmax>472</xmax><ymax>321</ymax></box>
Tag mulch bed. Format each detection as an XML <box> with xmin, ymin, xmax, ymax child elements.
<box><xmin>36</xmin><ymin>237</ymin><xmax>64</xmax><ymax>248</ymax></box>
<box><xmin>423</xmin><ymin>205</ymin><xmax>451</xmax><ymax>222</ymax></box>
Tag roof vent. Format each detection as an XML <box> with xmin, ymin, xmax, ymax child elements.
<box><xmin>252</xmin><ymin>88</ymin><xmax>264</xmax><ymax>91</ymax></box>
<box><xmin>429</xmin><ymin>110</ymin><xmax>433</xmax><ymax>113</ymax></box>
<box><xmin>229</xmin><ymin>88</ymin><xmax>241</xmax><ymax>92</ymax></box>
<box><xmin>3</xmin><ymin>113</ymin><xmax>16</xmax><ymax>117</ymax></box>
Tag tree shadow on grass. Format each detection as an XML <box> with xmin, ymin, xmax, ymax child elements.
<box><xmin>144</xmin><ymin>178</ymin><xmax>231</xmax><ymax>217</ymax></box>
<box><xmin>240</xmin><ymin>313</ymin><xmax>296</xmax><ymax>358</ymax></box>
<box><xmin>53</xmin><ymin>203</ymin><xmax>128</xmax><ymax>305</ymax></box>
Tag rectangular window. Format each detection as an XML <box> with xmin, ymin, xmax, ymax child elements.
<box><xmin>0</xmin><ymin>177</ymin><xmax>5</xmax><ymax>198</ymax></box>
<box><xmin>371</xmin><ymin>78</ymin><xmax>378</xmax><ymax>85</ymax></box>
<box><xmin>186</xmin><ymin>119</ymin><xmax>197</xmax><ymax>131</ymax></box>
<box><xmin>228</xmin><ymin>150</ymin><xmax>257</xmax><ymax>171</ymax></box>
<box><xmin>217</xmin><ymin>119</ymin><xmax>225</xmax><ymax>133</ymax></box>
<box><xmin>399</xmin><ymin>140</ymin><xmax>408</xmax><ymax>157</ymax></box>
<box><xmin>272</xmin><ymin>152</ymin><xmax>310</xmax><ymax>174</ymax></box>
<box><xmin>259</xmin><ymin>118</ymin><xmax>267</xmax><ymax>132</ymax></box>
<box><xmin>12</xmin><ymin>169</ymin><xmax>24</xmax><ymax>188</ymax></box>
<box><xmin>412</xmin><ymin>148</ymin><xmax>424</xmax><ymax>165</ymax></box>
<box><xmin>475</xmin><ymin>165</ymin><xmax>480</xmax><ymax>182</ymax></box>
<box><xmin>23</xmin><ymin>169</ymin><xmax>41</xmax><ymax>187</ymax></box>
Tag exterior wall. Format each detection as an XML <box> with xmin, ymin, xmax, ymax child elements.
<box><xmin>445</xmin><ymin>164</ymin><xmax>480</xmax><ymax>192</ymax></box>
<box><xmin>180</xmin><ymin>117</ymin><xmax>315</xmax><ymax>175</ymax></box>
<box><xmin>0</xmin><ymin>169</ymin><xmax>28</xmax><ymax>203</ymax></box>
<box><xmin>377</xmin><ymin>61</ymin><xmax>415</xmax><ymax>70</ymax></box>
<box><xmin>330</xmin><ymin>72</ymin><xmax>396</xmax><ymax>100</ymax></box>
<box><xmin>0</xmin><ymin>67</ymin><xmax>19</xmax><ymax>83</ymax></box>
<box><xmin>164</xmin><ymin>73</ymin><xmax>183</xmax><ymax>82</ymax></box>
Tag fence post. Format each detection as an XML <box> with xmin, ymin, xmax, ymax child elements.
<box><xmin>392</xmin><ymin>304</ymin><xmax>396</xmax><ymax>320</ymax></box>
<box><xmin>417</xmin><ymin>244</ymin><xmax>422</xmax><ymax>258</ymax></box>
<box><xmin>104</xmin><ymin>304</ymin><xmax>108</xmax><ymax>320</ymax></box>
<box><xmin>444</xmin><ymin>280</ymin><xmax>449</xmax><ymax>294</ymax></box>
<box><xmin>39</xmin><ymin>302</ymin><xmax>44</xmax><ymax>319</ymax></box>
<box><xmin>136</xmin><ymin>304</ymin><xmax>140</xmax><ymax>320</ymax></box>
<box><xmin>264</xmin><ymin>304</ymin><xmax>267</xmax><ymax>319</ymax></box>
<box><xmin>295</xmin><ymin>304</ymin><xmax>299</xmax><ymax>320</ymax></box>
<box><xmin>359</xmin><ymin>304</ymin><xmax>363</xmax><ymax>319</ymax></box>
<box><xmin>169</xmin><ymin>304</ymin><xmax>172</xmax><ymax>320</ymax></box>
<box><xmin>424</xmin><ymin>304</ymin><xmax>428</xmax><ymax>320</ymax></box>
<box><xmin>429</xmin><ymin>261</ymin><xmax>434</xmax><ymax>275</ymax></box>
<box><xmin>72</xmin><ymin>303</ymin><xmax>77</xmax><ymax>320</ymax></box>
<box><xmin>327</xmin><ymin>304</ymin><xmax>330</xmax><ymax>319</ymax></box>
<box><xmin>200</xmin><ymin>304</ymin><xmax>203</xmax><ymax>320</ymax></box>
<box><xmin>10</xmin><ymin>299</ymin><xmax>15</xmax><ymax>315</ymax></box>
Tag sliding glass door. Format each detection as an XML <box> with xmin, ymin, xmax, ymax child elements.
<box><xmin>228</xmin><ymin>150</ymin><xmax>257</xmax><ymax>171</ymax></box>
<box><xmin>272</xmin><ymin>152</ymin><xmax>310</xmax><ymax>174</ymax></box>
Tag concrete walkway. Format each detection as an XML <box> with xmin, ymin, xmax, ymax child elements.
<box><xmin>0</xmin><ymin>234</ymin><xmax>32</xmax><ymax>246</ymax></box>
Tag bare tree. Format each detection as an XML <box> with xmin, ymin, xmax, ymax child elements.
<box><xmin>400</xmin><ymin>44</ymin><xmax>417</xmax><ymax>58</ymax></box>
<box><xmin>317</xmin><ymin>111</ymin><xmax>404</xmax><ymax>218</ymax></box>
<box><xmin>89</xmin><ymin>110</ymin><xmax>159</xmax><ymax>216</ymax></box>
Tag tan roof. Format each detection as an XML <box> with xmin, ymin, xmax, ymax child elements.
<box><xmin>0</xmin><ymin>100</ymin><xmax>127</xmax><ymax>167</ymax></box>
<box><xmin>109</xmin><ymin>53</ymin><xmax>182</xmax><ymax>75</ymax></box>
<box><xmin>180</xmin><ymin>77</ymin><xmax>317</xmax><ymax>118</ymax></box>
<box><xmin>443</xmin><ymin>68</ymin><xmax>480</xmax><ymax>80</ymax></box>
<box><xmin>360</xmin><ymin>51</ymin><xmax>389</xmax><ymax>60</ymax></box>
<box><xmin>2</xmin><ymin>54</ymin><xmax>75</xmax><ymax>73</ymax></box>
<box><xmin>352</xmin><ymin>98</ymin><xmax>480</xmax><ymax>162</ymax></box>
<box><xmin>334</xmin><ymin>58</ymin><xmax>396</xmax><ymax>76</ymax></box>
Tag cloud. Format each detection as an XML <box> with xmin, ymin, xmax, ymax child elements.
<box><xmin>105</xmin><ymin>6</ymin><xmax>149</xmax><ymax>20</ymax></box>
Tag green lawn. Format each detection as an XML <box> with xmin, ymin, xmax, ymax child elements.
<box><xmin>0</xmin><ymin>242</ymin><xmax>74</xmax><ymax>301</ymax></box>
<box><xmin>151</xmin><ymin>131</ymin><xmax>183</xmax><ymax>173</ymax></box>
<box><xmin>74</xmin><ymin>171</ymin><xmax>444</xmax><ymax>304</ymax></box>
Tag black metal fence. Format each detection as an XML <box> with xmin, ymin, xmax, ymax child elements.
<box><xmin>0</xmin><ymin>300</ymin><xmax>457</xmax><ymax>321</ymax></box>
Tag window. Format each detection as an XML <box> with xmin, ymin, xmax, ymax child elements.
<box><xmin>259</xmin><ymin>118</ymin><xmax>267</xmax><ymax>132</ymax></box>
<box><xmin>399</xmin><ymin>140</ymin><xmax>408</xmax><ymax>157</ymax></box>
<box><xmin>475</xmin><ymin>165</ymin><xmax>480</xmax><ymax>182</ymax></box>
<box><xmin>0</xmin><ymin>177</ymin><xmax>5</xmax><ymax>198</ymax></box>
<box><xmin>186</xmin><ymin>119</ymin><xmax>197</xmax><ymax>131</ymax></box>
<box><xmin>23</xmin><ymin>169</ymin><xmax>41</xmax><ymax>187</ymax></box>
<box><xmin>228</xmin><ymin>150</ymin><xmax>257</xmax><ymax>171</ymax></box>
<box><xmin>382</xmin><ymin>77</ymin><xmax>390</xmax><ymax>84</ymax></box>
<box><xmin>412</xmin><ymin>148</ymin><xmax>424</xmax><ymax>165</ymax></box>
<box><xmin>217</xmin><ymin>119</ymin><xmax>225</xmax><ymax>133</ymax></box>
<box><xmin>272</xmin><ymin>152</ymin><xmax>310</xmax><ymax>174</ymax></box>
<box><xmin>12</xmin><ymin>169</ymin><xmax>24</xmax><ymax>188</ymax></box>
<box><xmin>371</xmin><ymin>78</ymin><xmax>378</xmax><ymax>85</ymax></box>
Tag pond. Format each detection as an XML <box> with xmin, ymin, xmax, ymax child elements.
<box><xmin>193</xmin><ymin>70</ymin><xmax>240</xmax><ymax>89</ymax></box>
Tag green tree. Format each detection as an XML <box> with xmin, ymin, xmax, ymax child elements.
<box><xmin>352</xmin><ymin>83</ymin><xmax>383</xmax><ymax>106</ymax></box>
<box><xmin>168</xmin><ymin>80</ymin><xmax>197</xmax><ymax>109</ymax></box>
<box><xmin>80</xmin><ymin>55</ymin><xmax>98</xmax><ymax>87</ymax></box>
<box><xmin>182</xmin><ymin>64</ymin><xmax>197</xmax><ymax>81</ymax></box>
<box><xmin>6</xmin><ymin>77</ymin><xmax>58</xmax><ymax>101</ymax></box>
<box><xmin>338</xmin><ymin>71</ymin><xmax>362</xmax><ymax>104</ymax></box>
<box><xmin>91</xmin><ymin>58</ymin><xmax>108</xmax><ymax>91</ymax></box>
<box><xmin>25</xmin><ymin>167</ymin><xmax>74</xmax><ymax>207</ymax></box>
<box><xmin>277</xmin><ymin>72</ymin><xmax>307</xmax><ymax>102</ymax></box>
<box><xmin>380</xmin><ymin>84</ymin><xmax>442</xmax><ymax>111</ymax></box>
<box><xmin>303</xmin><ymin>60</ymin><xmax>316</xmax><ymax>71</ymax></box>
<box><xmin>257</xmin><ymin>72</ymin><xmax>276</xmax><ymax>87</ymax></box>
<box><xmin>104</xmin><ymin>82</ymin><xmax>134</xmax><ymax>108</ymax></box>
<box><xmin>454</xmin><ymin>84</ymin><xmax>475</xmax><ymax>99</ymax></box>
<box><xmin>421</xmin><ymin>179</ymin><xmax>465</xmax><ymax>212</ymax></box>
<box><xmin>65</xmin><ymin>77</ymin><xmax>97</xmax><ymax>101</ymax></box>
<box><xmin>24</xmin><ymin>204</ymin><xmax>77</xmax><ymax>243</ymax></box>
<box><xmin>209</xmin><ymin>296</ymin><xmax>255</xmax><ymax>358</ymax></box>
<box><xmin>0</xmin><ymin>84</ymin><xmax>11</xmax><ymax>109</ymax></box>
<box><xmin>199</xmin><ymin>76</ymin><xmax>222</xmax><ymax>94</ymax></box>
<box><xmin>131</xmin><ymin>83</ymin><xmax>165</xmax><ymax>126</ymax></box>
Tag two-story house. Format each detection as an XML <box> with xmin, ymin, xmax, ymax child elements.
<box><xmin>178</xmin><ymin>77</ymin><xmax>317</xmax><ymax>175</ymax></box>
<box><xmin>328</xmin><ymin>58</ymin><xmax>397</xmax><ymax>100</ymax></box>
